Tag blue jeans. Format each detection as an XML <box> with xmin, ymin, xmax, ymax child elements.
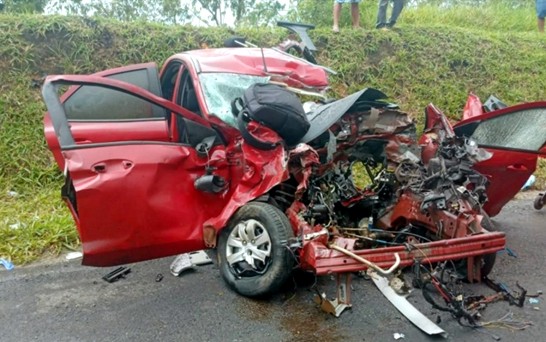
<box><xmin>537</xmin><ymin>0</ymin><xmax>546</xmax><ymax>19</ymax></box>
<box><xmin>376</xmin><ymin>0</ymin><xmax>405</xmax><ymax>28</ymax></box>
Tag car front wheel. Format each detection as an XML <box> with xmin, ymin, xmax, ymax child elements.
<box><xmin>217</xmin><ymin>202</ymin><xmax>294</xmax><ymax>297</ymax></box>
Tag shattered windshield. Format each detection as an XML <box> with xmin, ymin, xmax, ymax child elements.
<box><xmin>199</xmin><ymin>73</ymin><xmax>270</xmax><ymax>127</ymax></box>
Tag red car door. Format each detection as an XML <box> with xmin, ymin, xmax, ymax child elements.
<box><xmin>43</xmin><ymin>75</ymin><xmax>232</xmax><ymax>266</ymax></box>
<box><xmin>44</xmin><ymin>63</ymin><xmax>170</xmax><ymax>170</ymax></box>
<box><xmin>454</xmin><ymin>102</ymin><xmax>546</xmax><ymax>217</ymax></box>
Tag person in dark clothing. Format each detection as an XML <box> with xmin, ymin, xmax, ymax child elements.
<box><xmin>376</xmin><ymin>0</ymin><xmax>404</xmax><ymax>29</ymax></box>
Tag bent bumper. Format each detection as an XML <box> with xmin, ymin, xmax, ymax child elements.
<box><xmin>300</xmin><ymin>232</ymin><xmax>506</xmax><ymax>276</ymax></box>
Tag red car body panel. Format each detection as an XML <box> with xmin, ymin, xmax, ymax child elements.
<box><xmin>174</xmin><ymin>48</ymin><xmax>329</xmax><ymax>89</ymax></box>
<box><xmin>43</xmin><ymin>74</ymin><xmax>289</xmax><ymax>266</ymax></box>
<box><xmin>462</xmin><ymin>92</ymin><xmax>483</xmax><ymax>121</ymax></box>
<box><xmin>45</xmin><ymin>115</ymin><xmax>170</xmax><ymax>171</ymax></box>
<box><xmin>454</xmin><ymin>100</ymin><xmax>546</xmax><ymax>216</ymax></box>
<box><xmin>473</xmin><ymin>150</ymin><xmax>539</xmax><ymax>216</ymax></box>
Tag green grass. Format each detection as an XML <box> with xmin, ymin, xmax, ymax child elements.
<box><xmin>1</xmin><ymin>7</ymin><xmax>545</xmax><ymax>265</ymax></box>
<box><xmin>403</xmin><ymin>4</ymin><xmax>536</xmax><ymax>33</ymax></box>
<box><xmin>0</xmin><ymin>186</ymin><xmax>79</xmax><ymax>264</ymax></box>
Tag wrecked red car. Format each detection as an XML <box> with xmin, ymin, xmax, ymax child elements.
<box><xmin>41</xmin><ymin>36</ymin><xmax>545</xmax><ymax>301</ymax></box>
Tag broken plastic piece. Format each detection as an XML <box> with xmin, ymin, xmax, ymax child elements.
<box><xmin>189</xmin><ymin>250</ymin><xmax>213</xmax><ymax>266</ymax></box>
<box><xmin>505</xmin><ymin>247</ymin><xmax>518</xmax><ymax>258</ymax></box>
<box><xmin>65</xmin><ymin>252</ymin><xmax>83</xmax><ymax>260</ymax></box>
<box><xmin>102</xmin><ymin>266</ymin><xmax>131</xmax><ymax>283</ymax></box>
<box><xmin>393</xmin><ymin>333</ymin><xmax>405</xmax><ymax>340</ymax></box>
<box><xmin>0</xmin><ymin>258</ymin><xmax>14</xmax><ymax>270</ymax></box>
<box><xmin>529</xmin><ymin>298</ymin><xmax>540</xmax><ymax>304</ymax></box>
<box><xmin>170</xmin><ymin>253</ymin><xmax>193</xmax><ymax>276</ymax></box>
<box><xmin>170</xmin><ymin>251</ymin><xmax>213</xmax><ymax>277</ymax></box>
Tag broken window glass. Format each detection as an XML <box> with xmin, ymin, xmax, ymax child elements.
<box><xmin>199</xmin><ymin>73</ymin><xmax>269</xmax><ymax>127</ymax></box>
<box><xmin>63</xmin><ymin>68</ymin><xmax>165</xmax><ymax>120</ymax></box>
<box><xmin>470</xmin><ymin>108</ymin><xmax>546</xmax><ymax>152</ymax></box>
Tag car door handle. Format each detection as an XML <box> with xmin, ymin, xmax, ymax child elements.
<box><xmin>92</xmin><ymin>163</ymin><xmax>107</xmax><ymax>173</ymax></box>
<box><xmin>75</xmin><ymin>138</ymin><xmax>92</xmax><ymax>144</ymax></box>
<box><xmin>507</xmin><ymin>164</ymin><xmax>527</xmax><ymax>171</ymax></box>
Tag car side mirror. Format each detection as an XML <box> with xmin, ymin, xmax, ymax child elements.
<box><xmin>196</xmin><ymin>136</ymin><xmax>216</xmax><ymax>158</ymax></box>
<box><xmin>194</xmin><ymin>174</ymin><xmax>227</xmax><ymax>194</ymax></box>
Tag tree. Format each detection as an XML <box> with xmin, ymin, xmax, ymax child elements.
<box><xmin>0</xmin><ymin>0</ymin><xmax>47</xmax><ymax>13</ymax></box>
<box><xmin>191</xmin><ymin>0</ymin><xmax>285</xmax><ymax>27</ymax></box>
<box><xmin>45</xmin><ymin>0</ymin><xmax>283</xmax><ymax>26</ymax></box>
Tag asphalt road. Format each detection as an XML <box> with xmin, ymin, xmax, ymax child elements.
<box><xmin>1</xmin><ymin>192</ymin><xmax>545</xmax><ymax>342</ymax></box>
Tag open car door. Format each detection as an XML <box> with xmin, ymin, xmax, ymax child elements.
<box><xmin>454</xmin><ymin>102</ymin><xmax>546</xmax><ymax>217</ymax></box>
<box><xmin>43</xmin><ymin>75</ymin><xmax>230</xmax><ymax>266</ymax></box>
<box><xmin>44</xmin><ymin>63</ymin><xmax>168</xmax><ymax>170</ymax></box>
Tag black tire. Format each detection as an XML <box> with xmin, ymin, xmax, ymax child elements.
<box><xmin>534</xmin><ymin>194</ymin><xmax>545</xmax><ymax>210</ymax></box>
<box><xmin>217</xmin><ymin>202</ymin><xmax>294</xmax><ymax>297</ymax></box>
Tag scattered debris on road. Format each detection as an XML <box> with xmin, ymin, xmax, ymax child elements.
<box><xmin>170</xmin><ymin>254</ymin><xmax>192</xmax><ymax>277</ymax></box>
<box><xmin>393</xmin><ymin>332</ymin><xmax>405</xmax><ymax>340</ymax></box>
<box><xmin>102</xmin><ymin>266</ymin><xmax>131</xmax><ymax>283</ymax></box>
<box><xmin>170</xmin><ymin>251</ymin><xmax>213</xmax><ymax>277</ymax></box>
<box><xmin>65</xmin><ymin>252</ymin><xmax>83</xmax><ymax>260</ymax></box>
<box><xmin>484</xmin><ymin>277</ymin><xmax>527</xmax><ymax>307</ymax></box>
<box><xmin>313</xmin><ymin>273</ymin><xmax>352</xmax><ymax>317</ymax></box>
<box><xmin>370</xmin><ymin>270</ymin><xmax>448</xmax><ymax>338</ymax></box>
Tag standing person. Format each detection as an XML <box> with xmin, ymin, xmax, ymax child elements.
<box><xmin>333</xmin><ymin>0</ymin><xmax>361</xmax><ymax>33</ymax></box>
<box><xmin>376</xmin><ymin>0</ymin><xmax>404</xmax><ymax>29</ymax></box>
<box><xmin>537</xmin><ymin>0</ymin><xmax>546</xmax><ymax>33</ymax></box>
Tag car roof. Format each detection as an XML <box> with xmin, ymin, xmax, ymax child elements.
<box><xmin>175</xmin><ymin>47</ymin><xmax>329</xmax><ymax>89</ymax></box>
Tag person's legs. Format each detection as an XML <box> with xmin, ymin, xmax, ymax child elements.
<box><xmin>351</xmin><ymin>3</ymin><xmax>360</xmax><ymax>28</ymax></box>
<box><xmin>333</xmin><ymin>2</ymin><xmax>342</xmax><ymax>32</ymax></box>
<box><xmin>376</xmin><ymin>0</ymin><xmax>389</xmax><ymax>29</ymax></box>
<box><xmin>388</xmin><ymin>0</ymin><xmax>405</xmax><ymax>27</ymax></box>
<box><xmin>538</xmin><ymin>1</ymin><xmax>546</xmax><ymax>33</ymax></box>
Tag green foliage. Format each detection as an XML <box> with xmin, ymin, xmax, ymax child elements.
<box><xmin>45</xmin><ymin>0</ymin><xmax>286</xmax><ymax>27</ymax></box>
<box><xmin>290</xmin><ymin>0</ymin><xmax>535</xmax><ymax>33</ymax></box>
<box><xmin>536</xmin><ymin>158</ymin><xmax>546</xmax><ymax>189</ymax></box>
<box><xmin>0</xmin><ymin>187</ymin><xmax>79</xmax><ymax>264</ymax></box>
<box><xmin>0</xmin><ymin>11</ymin><xmax>545</xmax><ymax>265</ymax></box>
<box><xmin>0</xmin><ymin>0</ymin><xmax>47</xmax><ymax>13</ymax></box>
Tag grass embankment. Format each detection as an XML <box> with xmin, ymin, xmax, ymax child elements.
<box><xmin>1</xmin><ymin>10</ymin><xmax>545</xmax><ymax>265</ymax></box>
